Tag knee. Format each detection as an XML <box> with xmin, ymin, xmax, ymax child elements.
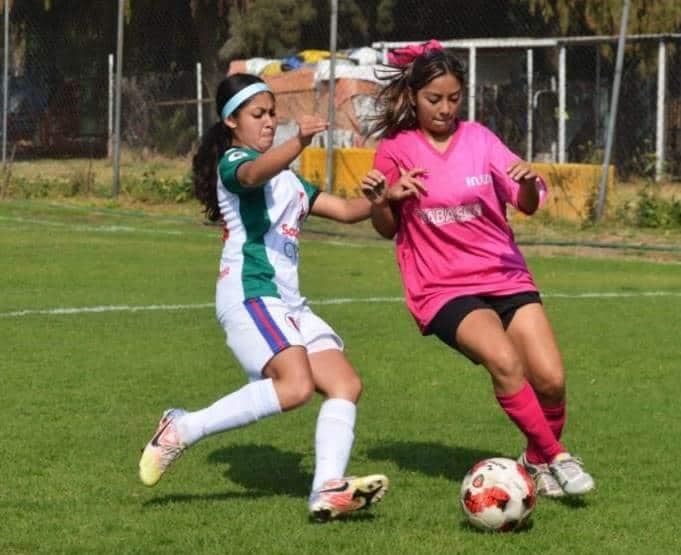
<box><xmin>533</xmin><ymin>373</ymin><xmax>566</xmax><ymax>404</ymax></box>
<box><xmin>342</xmin><ymin>374</ymin><xmax>363</xmax><ymax>403</ymax></box>
<box><xmin>483</xmin><ymin>350</ymin><xmax>526</xmax><ymax>392</ymax></box>
<box><xmin>485</xmin><ymin>350</ymin><xmax>524</xmax><ymax>381</ymax></box>
<box><xmin>319</xmin><ymin>373</ymin><xmax>363</xmax><ymax>403</ymax></box>
<box><xmin>276</xmin><ymin>373</ymin><xmax>316</xmax><ymax>410</ymax></box>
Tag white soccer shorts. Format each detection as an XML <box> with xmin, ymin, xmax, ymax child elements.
<box><xmin>217</xmin><ymin>296</ymin><xmax>344</xmax><ymax>381</ymax></box>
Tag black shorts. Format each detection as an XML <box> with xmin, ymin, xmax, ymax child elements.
<box><xmin>427</xmin><ymin>291</ymin><xmax>542</xmax><ymax>355</ymax></box>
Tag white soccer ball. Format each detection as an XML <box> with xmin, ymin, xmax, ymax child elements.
<box><xmin>460</xmin><ymin>457</ymin><xmax>537</xmax><ymax>532</ymax></box>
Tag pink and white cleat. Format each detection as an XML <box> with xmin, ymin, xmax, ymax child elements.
<box><xmin>309</xmin><ymin>474</ymin><xmax>389</xmax><ymax>521</ymax></box>
<box><xmin>138</xmin><ymin>408</ymin><xmax>187</xmax><ymax>486</ymax></box>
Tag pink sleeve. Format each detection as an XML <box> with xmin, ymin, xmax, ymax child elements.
<box><xmin>372</xmin><ymin>141</ymin><xmax>401</xmax><ymax>186</ymax></box>
<box><xmin>486</xmin><ymin>128</ymin><xmax>548</xmax><ymax>209</ymax></box>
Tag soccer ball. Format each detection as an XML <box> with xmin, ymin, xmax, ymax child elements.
<box><xmin>460</xmin><ymin>457</ymin><xmax>536</xmax><ymax>532</ymax></box>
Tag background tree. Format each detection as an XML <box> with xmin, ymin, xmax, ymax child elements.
<box><xmin>220</xmin><ymin>0</ymin><xmax>315</xmax><ymax>60</ymax></box>
<box><xmin>523</xmin><ymin>0</ymin><xmax>681</xmax><ymax>35</ymax></box>
<box><xmin>302</xmin><ymin>0</ymin><xmax>395</xmax><ymax>49</ymax></box>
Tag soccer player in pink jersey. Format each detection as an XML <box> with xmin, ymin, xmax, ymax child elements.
<box><xmin>360</xmin><ymin>40</ymin><xmax>594</xmax><ymax>497</ymax></box>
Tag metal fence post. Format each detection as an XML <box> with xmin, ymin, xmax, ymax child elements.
<box><xmin>196</xmin><ymin>61</ymin><xmax>203</xmax><ymax>141</ymax></box>
<box><xmin>467</xmin><ymin>47</ymin><xmax>476</xmax><ymax>121</ymax></box>
<box><xmin>108</xmin><ymin>53</ymin><xmax>114</xmax><ymax>158</ymax></box>
<box><xmin>595</xmin><ymin>0</ymin><xmax>630</xmax><ymax>221</ymax></box>
<box><xmin>558</xmin><ymin>44</ymin><xmax>566</xmax><ymax>164</ymax></box>
<box><xmin>655</xmin><ymin>40</ymin><xmax>666</xmax><ymax>182</ymax></box>
<box><xmin>2</xmin><ymin>2</ymin><xmax>9</xmax><ymax>165</ymax></box>
<box><xmin>112</xmin><ymin>0</ymin><xmax>125</xmax><ymax>198</ymax></box>
<box><xmin>526</xmin><ymin>48</ymin><xmax>533</xmax><ymax>162</ymax></box>
<box><xmin>325</xmin><ymin>0</ymin><xmax>337</xmax><ymax>193</ymax></box>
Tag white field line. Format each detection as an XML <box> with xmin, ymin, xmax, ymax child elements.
<box><xmin>0</xmin><ymin>215</ymin><xmax>190</xmax><ymax>235</ymax></box>
<box><xmin>0</xmin><ymin>215</ymin><xmax>387</xmax><ymax>246</ymax></box>
<box><xmin>2</xmin><ymin>291</ymin><xmax>681</xmax><ymax>318</ymax></box>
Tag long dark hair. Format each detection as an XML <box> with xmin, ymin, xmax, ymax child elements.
<box><xmin>192</xmin><ymin>73</ymin><xmax>267</xmax><ymax>222</ymax></box>
<box><xmin>370</xmin><ymin>50</ymin><xmax>466</xmax><ymax>139</ymax></box>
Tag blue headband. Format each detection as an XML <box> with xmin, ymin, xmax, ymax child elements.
<box><xmin>221</xmin><ymin>82</ymin><xmax>271</xmax><ymax>119</ymax></box>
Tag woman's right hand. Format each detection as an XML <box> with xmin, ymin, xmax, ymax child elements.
<box><xmin>388</xmin><ymin>167</ymin><xmax>428</xmax><ymax>202</ymax></box>
<box><xmin>297</xmin><ymin>115</ymin><xmax>328</xmax><ymax>146</ymax></box>
<box><xmin>361</xmin><ymin>167</ymin><xmax>428</xmax><ymax>205</ymax></box>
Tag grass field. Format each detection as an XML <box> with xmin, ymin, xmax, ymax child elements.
<box><xmin>3</xmin><ymin>199</ymin><xmax>681</xmax><ymax>554</ymax></box>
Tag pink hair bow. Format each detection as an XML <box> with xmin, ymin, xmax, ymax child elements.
<box><xmin>387</xmin><ymin>39</ymin><xmax>444</xmax><ymax>67</ymax></box>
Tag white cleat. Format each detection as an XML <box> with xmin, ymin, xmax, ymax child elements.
<box><xmin>518</xmin><ymin>453</ymin><xmax>565</xmax><ymax>498</ymax></box>
<box><xmin>139</xmin><ymin>408</ymin><xmax>187</xmax><ymax>487</ymax></box>
<box><xmin>549</xmin><ymin>452</ymin><xmax>595</xmax><ymax>496</ymax></box>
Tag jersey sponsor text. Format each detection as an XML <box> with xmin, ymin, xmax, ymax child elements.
<box><xmin>414</xmin><ymin>202</ymin><xmax>483</xmax><ymax>226</ymax></box>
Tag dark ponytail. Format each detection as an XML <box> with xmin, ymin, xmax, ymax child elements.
<box><xmin>192</xmin><ymin>73</ymin><xmax>267</xmax><ymax>222</ymax></box>
<box><xmin>192</xmin><ymin>122</ymin><xmax>232</xmax><ymax>221</ymax></box>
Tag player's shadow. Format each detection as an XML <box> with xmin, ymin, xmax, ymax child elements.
<box><xmin>367</xmin><ymin>440</ymin><xmax>500</xmax><ymax>482</ymax></box>
<box><xmin>143</xmin><ymin>444</ymin><xmax>310</xmax><ymax>507</ymax></box>
<box><xmin>207</xmin><ymin>443</ymin><xmax>311</xmax><ymax>497</ymax></box>
<box><xmin>553</xmin><ymin>495</ymin><xmax>589</xmax><ymax>509</ymax></box>
<box><xmin>143</xmin><ymin>490</ymin><xmax>268</xmax><ymax>507</ymax></box>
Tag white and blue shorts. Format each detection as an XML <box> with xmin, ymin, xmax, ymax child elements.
<box><xmin>217</xmin><ymin>296</ymin><xmax>344</xmax><ymax>381</ymax></box>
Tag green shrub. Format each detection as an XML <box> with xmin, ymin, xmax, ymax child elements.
<box><xmin>65</xmin><ymin>164</ymin><xmax>96</xmax><ymax>197</ymax></box>
<box><xmin>635</xmin><ymin>184</ymin><xmax>669</xmax><ymax>228</ymax></box>
<box><xmin>612</xmin><ymin>183</ymin><xmax>681</xmax><ymax>229</ymax></box>
<box><xmin>10</xmin><ymin>176</ymin><xmax>67</xmax><ymax>199</ymax></box>
<box><xmin>121</xmin><ymin>170</ymin><xmax>192</xmax><ymax>203</ymax></box>
<box><xmin>4</xmin><ymin>167</ymin><xmax>193</xmax><ymax>204</ymax></box>
<box><xmin>668</xmin><ymin>198</ymin><xmax>681</xmax><ymax>227</ymax></box>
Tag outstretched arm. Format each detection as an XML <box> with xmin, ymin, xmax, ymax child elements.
<box><xmin>237</xmin><ymin>116</ymin><xmax>328</xmax><ymax>187</ymax></box>
<box><xmin>309</xmin><ymin>192</ymin><xmax>372</xmax><ymax>223</ymax></box>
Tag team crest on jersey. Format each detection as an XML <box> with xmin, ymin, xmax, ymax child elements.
<box><xmin>227</xmin><ymin>150</ymin><xmax>249</xmax><ymax>162</ymax></box>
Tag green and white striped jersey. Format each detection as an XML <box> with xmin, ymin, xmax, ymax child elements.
<box><xmin>216</xmin><ymin>146</ymin><xmax>319</xmax><ymax>308</ymax></box>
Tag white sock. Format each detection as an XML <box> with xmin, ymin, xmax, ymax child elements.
<box><xmin>176</xmin><ymin>378</ymin><xmax>282</xmax><ymax>446</ymax></box>
<box><xmin>311</xmin><ymin>398</ymin><xmax>356</xmax><ymax>491</ymax></box>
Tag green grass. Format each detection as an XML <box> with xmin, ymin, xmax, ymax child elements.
<box><xmin>2</xmin><ymin>199</ymin><xmax>681</xmax><ymax>554</ymax></box>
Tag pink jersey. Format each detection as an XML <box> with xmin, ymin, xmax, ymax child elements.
<box><xmin>373</xmin><ymin>121</ymin><xmax>547</xmax><ymax>333</ymax></box>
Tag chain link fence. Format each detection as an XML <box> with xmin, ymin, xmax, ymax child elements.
<box><xmin>1</xmin><ymin>2</ymin><xmax>680</xmax><ymax>182</ymax></box>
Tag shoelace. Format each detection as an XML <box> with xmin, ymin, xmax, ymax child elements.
<box><xmin>522</xmin><ymin>458</ymin><xmax>562</xmax><ymax>495</ymax></box>
<box><xmin>156</xmin><ymin>422</ymin><xmax>186</xmax><ymax>469</ymax></box>
<box><xmin>553</xmin><ymin>456</ymin><xmax>584</xmax><ymax>478</ymax></box>
<box><xmin>159</xmin><ymin>442</ymin><xmax>185</xmax><ymax>469</ymax></box>
<box><xmin>529</xmin><ymin>465</ymin><xmax>560</xmax><ymax>487</ymax></box>
<box><xmin>523</xmin><ymin>458</ymin><xmax>550</xmax><ymax>477</ymax></box>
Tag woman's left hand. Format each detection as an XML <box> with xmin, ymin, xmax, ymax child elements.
<box><xmin>361</xmin><ymin>169</ymin><xmax>389</xmax><ymax>204</ymax></box>
<box><xmin>507</xmin><ymin>160</ymin><xmax>538</xmax><ymax>187</ymax></box>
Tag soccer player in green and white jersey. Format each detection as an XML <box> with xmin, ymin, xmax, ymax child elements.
<box><xmin>138</xmin><ymin>73</ymin><xmax>388</xmax><ymax>522</ymax></box>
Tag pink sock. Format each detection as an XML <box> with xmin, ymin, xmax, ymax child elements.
<box><xmin>496</xmin><ymin>381</ymin><xmax>564</xmax><ymax>464</ymax></box>
<box><xmin>543</xmin><ymin>402</ymin><xmax>566</xmax><ymax>440</ymax></box>
<box><xmin>525</xmin><ymin>401</ymin><xmax>566</xmax><ymax>464</ymax></box>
